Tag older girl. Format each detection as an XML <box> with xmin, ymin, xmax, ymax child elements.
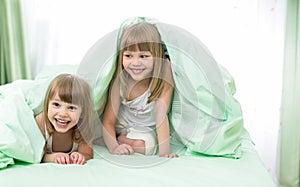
<box><xmin>102</xmin><ymin>22</ymin><xmax>178</xmax><ymax>158</ymax></box>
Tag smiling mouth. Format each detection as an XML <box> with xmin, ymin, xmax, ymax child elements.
<box><xmin>55</xmin><ymin>118</ymin><xmax>70</xmax><ymax>128</ymax></box>
<box><xmin>130</xmin><ymin>68</ymin><xmax>144</xmax><ymax>74</ymax></box>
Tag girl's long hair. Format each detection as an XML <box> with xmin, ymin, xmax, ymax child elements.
<box><xmin>114</xmin><ymin>22</ymin><xmax>165</xmax><ymax>102</ymax></box>
<box><xmin>43</xmin><ymin>74</ymin><xmax>95</xmax><ymax>145</ymax></box>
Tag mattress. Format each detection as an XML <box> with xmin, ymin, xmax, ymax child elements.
<box><xmin>0</xmin><ymin>138</ymin><xmax>275</xmax><ymax>187</ymax></box>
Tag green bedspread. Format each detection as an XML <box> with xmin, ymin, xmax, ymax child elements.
<box><xmin>0</xmin><ymin>138</ymin><xmax>276</xmax><ymax>187</ymax></box>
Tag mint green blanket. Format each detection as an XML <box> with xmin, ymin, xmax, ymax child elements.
<box><xmin>0</xmin><ymin>80</ymin><xmax>45</xmax><ymax>168</ymax></box>
<box><xmin>78</xmin><ymin>17</ymin><xmax>245</xmax><ymax>158</ymax></box>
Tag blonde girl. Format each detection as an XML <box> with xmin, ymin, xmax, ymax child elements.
<box><xmin>102</xmin><ymin>22</ymin><xmax>178</xmax><ymax>158</ymax></box>
<box><xmin>35</xmin><ymin>74</ymin><xmax>95</xmax><ymax>164</ymax></box>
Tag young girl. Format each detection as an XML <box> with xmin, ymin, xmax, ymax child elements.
<box><xmin>102</xmin><ymin>22</ymin><xmax>178</xmax><ymax>158</ymax></box>
<box><xmin>35</xmin><ymin>73</ymin><xmax>95</xmax><ymax>164</ymax></box>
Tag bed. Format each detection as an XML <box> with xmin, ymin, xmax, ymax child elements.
<box><xmin>0</xmin><ymin>17</ymin><xmax>276</xmax><ymax>186</ymax></box>
<box><xmin>0</xmin><ymin>136</ymin><xmax>275</xmax><ymax>187</ymax></box>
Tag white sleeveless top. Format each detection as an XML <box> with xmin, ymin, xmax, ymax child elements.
<box><xmin>116</xmin><ymin>89</ymin><xmax>156</xmax><ymax>134</ymax></box>
<box><xmin>45</xmin><ymin>125</ymin><xmax>78</xmax><ymax>154</ymax></box>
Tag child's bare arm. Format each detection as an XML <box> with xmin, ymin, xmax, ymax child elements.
<box><xmin>102</xmin><ymin>84</ymin><xmax>134</xmax><ymax>155</ymax></box>
<box><xmin>35</xmin><ymin>113</ymin><xmax>45</xmax><ymax>137</ymax></box>
<box><xmin>102</xmin><ymin>87</ymin><xmax>120</xmax><ymax>152</ymax></box>
<box><xmin>155</xmin><ymin>59</ymin><xmax>178</xmax><ymax>158</ymax></box>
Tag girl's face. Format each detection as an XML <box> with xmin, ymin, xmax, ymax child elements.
<box><xmin>47</xmin><ymin>92</ymin><xmax>82</xmax><ymax>133</ymax></box>
<box><xmin>122</xmin><ymin>50</ymin><xmax>154</xmax><ymax>82</ymax></box>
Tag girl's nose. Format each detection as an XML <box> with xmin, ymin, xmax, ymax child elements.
<box><xmin>131</xmin><ymin>57</ymin><xmax>141</xmax><ymax>66</ymax></box>
<box><xmin>58</xmin><ymin>107</ymin><xmax>68</xmax><ymax>116</ymax></box>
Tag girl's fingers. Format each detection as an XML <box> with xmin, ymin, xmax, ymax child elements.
<box><xmin>71</xmin><ymin>152</ymin><xmax>86</xmax><ymax>164</ymax></box>
<box><xmin>55</xmin><ymin>154</ymin><xmax>71</xmax><ymax>164</ymax></box>
<box><xmin>123</xmin><ymin>144</ymin><xmax>134</xmax><ymax>155</ymax></box>
<box><xmin>71</xmin><ymin>154</ymin><xmax>78</xmax><ymax>164</ymax></box>
<box><xmin>114</xmin><ymin>144</ymin><xmax>134</xmax><ymax>155</ymax></box>
<box><xmin>161</xmin><ymin>153</ymin><xmax>179</xmax><ymax>158</ymax></box>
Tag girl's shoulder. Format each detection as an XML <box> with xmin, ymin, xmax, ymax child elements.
<box><xmin>35</xmin><ymin>113</ymin><xmax>46</xmax><ymax>137</ymax></box>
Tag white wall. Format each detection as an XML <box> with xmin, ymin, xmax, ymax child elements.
<box><xmin>23</xmin><ymin>0</ymin><xmax>286</xmax><ymax>182</ymax></box>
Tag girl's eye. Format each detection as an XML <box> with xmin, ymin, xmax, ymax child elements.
<box><xmin>68</xmin><ymin>105</ymin><xmax>78</xmax><ymax>111</ymax></box>
<box><xmin>123</xmin><ymin>54</ymin><xmax>132</xmax><ymax>58</ymax></box>
<box><xmin>52</xmin><ymin>102</ymin><xmax>60</xmax><ymax>107</ymax></box>
<box><xmin>140</xmin><ymin>52</ymin><xmax>152</xmax><ymax>58</ymax></box>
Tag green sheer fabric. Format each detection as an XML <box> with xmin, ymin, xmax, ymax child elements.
<box><xmin>279</xmin><ymin>0</ymin><xmax>300</xmax><ymax>186</ymax></box>
<box><xmin>0</xmin><ymin>0</ymin><xmax>30</xmax><ymax>85</ymax></box>
<box><xmin>78</xmin><ymin>17</ymin><xmax>245</xmax><ymax>159</ymax></box>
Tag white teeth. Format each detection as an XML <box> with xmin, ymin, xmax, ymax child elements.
<box><xmin>57</xmin><ymin>119</ymin><xmax>68</xmax><ymax>123</ymax></box>
<box><xmin>132</xmin><ymin>69</ymin><xmax>143</xmax><ymax>74</ymax></box>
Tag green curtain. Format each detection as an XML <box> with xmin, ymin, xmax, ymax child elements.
<box><xmin>0</xmin><ymin>0</ymin><xmax>30</xmax><ymax>85</ymax></box>
<box><xmin>279</xmin><ymin>0</ymin><xmax>300</xmax><ymax>186</ymax></box>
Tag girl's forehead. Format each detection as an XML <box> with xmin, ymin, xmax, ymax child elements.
<box><xmin>124</xmin><ymin>43</ymin><xmax>140</xmax><ymax>49</ymax></box>
<box><xmin>124</xmin><ymin>43</ymin><xmax>152</xmax><ymax>52</ymax></box>
<box><xmin>50</xmin><ymin>92</ymin><xmax>80</xmax><ymax>106</ymax></box>
<box><xmin>50</xmin><ymin>89</ymin><xmax>73</xmax><ymax>103</ymax></box>
<box><xmin>51</xmin><ymin>92</ymin><xmax>61</xmax><ymax>99</ymax></box>
<box><xmin>123</xmin><ymin>50</ymin><xmax>151</xmax><ymax>54</ymax></box>
<box><xmin>50</xmin><ymin>92</ymin><xmax>65</xmax><ymax>102</ymax></box>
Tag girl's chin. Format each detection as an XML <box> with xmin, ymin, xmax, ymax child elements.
<box><xmin>54</xmin><ymin>127</ymin><xmax>70</xmax><ymax>133</ymax></box>
<box><xmin>54</xmin><ymin>123</ymin><xmax>72</xmax><ymax>132</ymax></box>
<box><xmin>129</xmin><ymin>75</ymin><xmax>145</xmax><ymax>82</ymax></box>
<box><xmin>128</xmin><ymin>73</ymin><xmax>151</xmax><ymax>82</ymax></box>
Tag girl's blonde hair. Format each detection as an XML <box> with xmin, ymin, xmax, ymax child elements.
<box><xmin>43</xmin><ymin>74</ymin><xmax>95</xmax><ymax>144</ymax></box>
<box><xmin>115</xmin><ymin>22</ymin><xmax>165</xmax><ymax>102</ymax></box>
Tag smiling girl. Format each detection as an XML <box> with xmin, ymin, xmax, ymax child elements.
<box><xmin>102</xmin><ymin>22</ymin><xmax>178</xmax><ymax>158</ymax></box>
<box><xmin>35</xmin><ymin>74</ymin><xmax>95</xmax><ymax>164</ymax></box>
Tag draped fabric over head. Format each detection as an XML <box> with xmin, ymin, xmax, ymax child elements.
<box><xmin>78</xmin><ymin>17</ymin><xmax>247</xmax><ymax>158</ymax></box>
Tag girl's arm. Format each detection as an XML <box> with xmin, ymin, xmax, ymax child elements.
<box><xmin>155</xmin><ymin>59</ymin><xmax>178</xmax><ymax>158</ymax></box>
<box><xmin>35</xmin><ymin>112</ymin><xmax>45</xmax><ymax>137</ymax></box>
<box><xmin>155</xmin><ymin>81</ymin><xmax>176</xmax><ymax>157</ymax></box>
<box><xmin>102</xmin><ymin>83</ymin><xmax>134</xmax><ymax>155</ymax></box>
<box><xmin>35</xmin><ymin>113</ymin><xmax>52</xmax><ymax>162</ymax></box>
<box><xmin>77</xmin><ymin>142</ymin><xmax>93</xmax><ymax>160</ymax></box>
<box><xmin>41</xmin><ymin>142</ymin><xmax>92</xmax><ymax>164</ymax></box>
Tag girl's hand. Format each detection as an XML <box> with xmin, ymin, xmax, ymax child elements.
<box><xmin>53</xmin><ymin>153</ymin><xmax>71</xmax><ymax>164</ymax></box>
<box><xmin>70</xmin><ymin>152</ymin><xmax>86</xmax><ymax>165</ymax></box>
<box><xmin>112</xmin><ymin>144</ymin><xmax>134</xmax><ymax>155</ymax></box>
<box><xmin>160</xmin><ymin>153</ymin><xmax>179</xmax><ymax>158</ymax></box>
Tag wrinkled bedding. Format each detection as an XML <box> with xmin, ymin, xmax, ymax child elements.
<box><xmin>0</xmin><ymin>16</ymin><xmax>276</xmax><ymax>187</ymax></box>
<box><xmin>1</xmin><ymin>138</ymin><xmax>276</xmax><ymax>187</ymax></box>
<box><xmin>1</xmin><ymin>17</ymin><xmax>246</xmax><ymax>168</ymax></box>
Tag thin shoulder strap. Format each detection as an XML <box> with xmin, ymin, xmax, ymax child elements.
<box><xmin>44</xmin><ymin>124</ymin><xmax>52</xmax><ymax>154</ymax></box>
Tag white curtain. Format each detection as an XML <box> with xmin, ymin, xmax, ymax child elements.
<box><xmin>22</xmin><ymin>0</ymin><xmax>60</xmax><ymax>76</ymax></box>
